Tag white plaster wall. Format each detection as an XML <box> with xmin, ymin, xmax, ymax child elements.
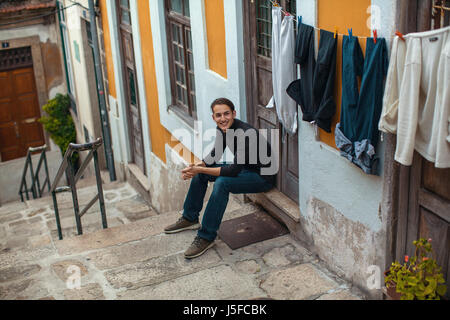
<box><xmin>0</xmin><ymin>23</ymin><xmax>57</xmax><ymax>44</ymax></box>
<box><xmin>149</xmin><ymin>0</ymin><xmax>246</xmax><ymax>161</ymax></box>
<box><xmin>64</xmin><ymin>2</ymin><xmax>96</xmax><ymax>139</ymax></box>
<box><xmin>296</xmin><ymin>0</ymin><xmax>396</xmax><ymax>232</ymax></box>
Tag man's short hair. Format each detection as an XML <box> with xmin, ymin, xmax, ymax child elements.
<box><xmin>210</xmin><ymin>97</ymin><xmax>235</xmax><ymax>113</ymax></box>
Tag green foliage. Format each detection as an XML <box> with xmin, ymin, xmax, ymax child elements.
<box><xmin>385</xmin><ymin>238</ymin><xmax>447</xmax><ymax>300</ymax></box>
<box><xmin>38</xmin><ymin>94</ymin><xmax>78</xmax><ymax>166</ymax></box>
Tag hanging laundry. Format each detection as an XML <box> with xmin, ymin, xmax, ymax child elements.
<box><xmin>339</xmin><ymin>34</ymin><xmax>364</xmax><ymax>143</ymax></box>
<box><xmin>286</xmin><ymin>24</ymin><xmax>337</xmax><ymax>133</ymax></box>
<box><xmin>265</xmin><ymin>6</ymin><xmax>298</xmax><ymax>135</ymax></box>
<box><xmin>379</xmin><ymin>26</ymin><xmax>450</xmax><ymax>168</ymax></box>
<box><xmin>378</xmin><ymin>36</ymin><xmax>407</xmax><ymax>134</ymax></box>
<box><xmin>335</xmin><ymin>36</ymin><xmax>389</xmax><ymax>175</ymax></box>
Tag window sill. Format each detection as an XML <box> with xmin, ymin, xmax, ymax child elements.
<box><xmin>167</xmin><ymin>104</ymin><xmax>196</xmax><ymax>128</ymax></box>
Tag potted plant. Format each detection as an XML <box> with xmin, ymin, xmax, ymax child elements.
<box><xmin>384</xmin><ymin>238</ymin><xmax>447</xmax><ymax>300</ymax></box>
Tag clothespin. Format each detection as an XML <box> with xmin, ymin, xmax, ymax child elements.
<box><xmin>373</xmin><ymin>29</ymin><xmax>378</xmax><ymax>43</ymax></box>
<box><xmin>334</xmin><ymin>26</ymin><xmax>338</xmax><ymax>39</ymax></box>
<box><xmin>298</xmin><ymin>15</ymin><xmax>302</xmax><ymax>25</ymax></box>
<box><xmin>395</xmin><ymin>30</ymin><xmax>405</xmax><ymax>41</ymax></box>
<box><xmin>348</xmin><ymin>28</ymin><xmax>353</xmax><ymax>39</ymax></box>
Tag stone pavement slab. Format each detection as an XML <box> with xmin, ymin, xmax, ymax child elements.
<box><xmin>116</xmin><ymin>264</ymin><xmax>266</xmax><ymax>300</ymax></box>
<box><xmin>105</xmin><ymin>250</ymin><xmax>221</xmax><ymax>290</ymax></box>
<box><xmin>259</xmin><ymin>263</ymin><xmax>339</xmax><ymax>300</ymax></box>
<box><xmin>86</xmin><ymin>231</ymin><xmax>196</xmax><ymax>270</ymax></box>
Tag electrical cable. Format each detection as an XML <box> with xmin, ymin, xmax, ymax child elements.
<box><xmin>0</xmin><ymin>2</ymin><xmax>80</xmax><ymax>27</ymax></box>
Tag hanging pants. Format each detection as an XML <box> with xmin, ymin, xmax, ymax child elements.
<box><xmin>266</xmin><ymin>6</ymin><xmax>297</xmax><ymax>135</ymax></box>
<box><xmin>335</xmin><ymin>37</ymin><xmax>388</xmax><ymax>175</ymax></box>
<box><xmin>287</xmin><ymin>26</ymin><xmax>337</xmax><ymax>133</ymax></box>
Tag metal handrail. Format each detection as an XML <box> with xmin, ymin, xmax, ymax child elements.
<box><xmin>19</xmin><ymin>145</ymin><xmax>51</xmax><ymax>202</ymax></box>
<box><xmin>51</xmin><ymin>137</ymin><xmax>107</xmax><ymax>240</ymax></box>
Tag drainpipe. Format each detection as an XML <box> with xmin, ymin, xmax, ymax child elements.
<box><xmin>88</xmin><ymin>0</ymin><xmax>116</xmax><ymax>181</ymax></box>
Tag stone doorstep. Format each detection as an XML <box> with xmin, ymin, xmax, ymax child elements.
<box><xmin>127</xmin><ymin>164</ymin><xmax>150</xmax><ymax>192</ymax></box>
<box><xmin>247</xmin><ymin>189</ymin><xmax>300</xmax><ymax>223</ymax></box>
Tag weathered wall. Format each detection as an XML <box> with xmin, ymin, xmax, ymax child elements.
<box><xmin>296</xmin><ymin>0</ymin><xmax>397</xmax><ymax>298</ymax></box>
<box><xmin>149</xmin><ymin>144</ymin><xmax>212</xmax><ymax>214</ymax></box>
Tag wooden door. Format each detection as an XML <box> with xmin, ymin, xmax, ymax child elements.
<box><xmin>0</xmin><ymin>65</ymin><xmax>45</xmax><ymax>162</ymax></box>
<box><xmin>117</xmin><ymin>0</ymin><xmax>145</xmax><ymax>173</ymax></box>
<box><xmin>243</xmin><ymin>0</ymin><xmax>299</xmax><ymax>203</ymax></box>
<box><xmin>395</xmin><ymin>0</ymin><xmax>450</xmax><ymax>298</ymax></box>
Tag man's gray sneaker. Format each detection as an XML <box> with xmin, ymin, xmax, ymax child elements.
<box><xmin>184</xmin><ymin>236</ymin><xmax>215</xmax><ymax>259</ymax></box>
<box><xmin>164</xmin><ymin>216</ymin><xmax>200</xmax><ymax>234</ymax></box>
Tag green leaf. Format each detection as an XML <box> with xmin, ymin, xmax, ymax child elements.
<box><xmin>436</xmin><ymin>285</ymin><xmax>447</xmax><ymax>297</ymax></box>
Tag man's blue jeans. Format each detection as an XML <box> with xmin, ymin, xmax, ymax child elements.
<box><xmin>182</xmin><ymin>165</ymin><xmax>273</xmax><ymax>241</ymax></box>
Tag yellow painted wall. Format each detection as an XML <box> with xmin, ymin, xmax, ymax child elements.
<box><xmin>205</xmin><ymin>0</ymin><xmax>227</xmax><ymax>78</ymax></box>
<box><xmin>317</xmin><ymin>0</ymin><xmax>371</xmax><ymax>148</ymax></box>
<box><xmin>137</xmin><ymin>0</ymin><xmax>197</xmax><ymax>164</ymax></box>
<box><xmin>98</xmin><ymin>0</ymin><xmax>116</xmax><ymax>98</ymax></box>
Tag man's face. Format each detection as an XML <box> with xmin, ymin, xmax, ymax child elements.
<box><xmin>212</xmin><ymin>104</ymin><xmax>236</xmax><ymax>132</ymax></box>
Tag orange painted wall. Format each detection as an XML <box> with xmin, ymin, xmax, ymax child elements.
<box><xmin>317</xmin><ymin>0</ymin><xmax>371</xmax><ymax>148</ymax></box>
<box><xmin>98</xmin><ymin>0</ymin><xmax>116</xmax><ymax>98</ymax></box>
<box><xmin>137</xmin><ymin>0</ymin><xmax>196</xmax><ymax>164</ymax></box>
<box><xmin>205</xmin><ymin>0</ymin><xmax>227</xmax><ymax>78</ymax></box>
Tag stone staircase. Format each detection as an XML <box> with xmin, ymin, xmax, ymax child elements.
<box><xmin>0</xmin><ymin>178</ymin><xmax>365</xmax><ymax>300</ymax></box>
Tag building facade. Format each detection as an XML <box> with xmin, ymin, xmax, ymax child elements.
<box><xmin>60</xmin><ymin>0</ymin><xmax>449</xmax><ymax>299</ymax></box>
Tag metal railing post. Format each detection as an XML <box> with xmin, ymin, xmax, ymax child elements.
<box><xmin>28</xmin><ymin>152</ymin><xmax>37</xmax><ymax>199</ymax></box>
<box><xmin>52</xmin><ymin>191</ymin><xmax>63</xmax><ymax>240</ymax></box>
<box><xmin>93</xmin><ymin>149</ymin><xmax>107</xmax><ymax>229</ymax></box>
<box><xmin>66</xmin><ymin>161</ymin><xmax>83</xmax><ymax>236</ymax></box>
<box><xmin>43</xmin><ymin>151</ymin><xmax>51</xmax><ymax>193</ymax></box>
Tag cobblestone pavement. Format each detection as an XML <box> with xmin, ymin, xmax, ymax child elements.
<box><xmin>0</xmin><ymin>180</ymin><xmax>366</xmax><ymax>300</ymax></box>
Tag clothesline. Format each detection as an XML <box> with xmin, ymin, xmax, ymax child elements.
<box><xmin>269</xmin><ymin>0</ymin><xmax>399</xmax><ymax>40</ymax></box>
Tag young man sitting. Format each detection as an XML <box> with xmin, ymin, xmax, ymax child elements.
<box><xmin>164</xmin><ymin>98</ymin><xmax>276</xmax><ymax>259</ymax></box>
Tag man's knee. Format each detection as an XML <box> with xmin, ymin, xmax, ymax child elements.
<box><xmin>193</xmin><ymin>173</ymin><xmax>208</xmax><ymax>183</ymax></box>
<box><xmin>212</xmin><ymin>177</ymin><xmax>229</xmax><ymax>193</ymax></box>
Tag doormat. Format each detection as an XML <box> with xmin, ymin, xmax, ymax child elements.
<box><xmin>217</xmin><ymin>210</ymin><xmax>289</xmax><ymax>250</ymax></box>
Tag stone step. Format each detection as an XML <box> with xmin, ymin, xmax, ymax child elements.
<box><xmin>54</xmin><ymin>211</ymin><xmax>180</xmax><ymax>255</ymax></box>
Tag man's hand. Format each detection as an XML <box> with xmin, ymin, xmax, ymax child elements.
<box><xmin>180</xmin><ymin>162</ymin><xmax>221</xmax><ymax>180</ymax></box>
<box><xmin>181</xmin><ymin>164</ymin><xmax>201</xmax><ymax>180</ymax></box>
<box><xmin>181</xmin><ymin>161</ymin><xmax>206</xmax><ymax>180</ymax></box>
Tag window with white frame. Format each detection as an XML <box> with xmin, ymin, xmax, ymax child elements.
<box><xmin>164</xmin><ymin>0</ymin><xmax>197</xmax><ymax>123</ymax></box>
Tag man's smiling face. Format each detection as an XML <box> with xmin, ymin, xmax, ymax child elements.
<box><xmin>212</xmin><ymin>104</ymin><xmax>236</xmax><ymax>132</ymax></box>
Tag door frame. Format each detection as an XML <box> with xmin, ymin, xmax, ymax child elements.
<box><xmin>242</xmin><ymin>0</ymin><xmax>299</xmax><ymax>204</ymax></box>
<box><xmin>115</xmin><ymin>0</ymin><xmax>146</xmax><ymax>173</ymax></box>
<box><xmin>0</xmin><ymin>36</ymin><xmax>51</xmax><ymax>154</ymax></box>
